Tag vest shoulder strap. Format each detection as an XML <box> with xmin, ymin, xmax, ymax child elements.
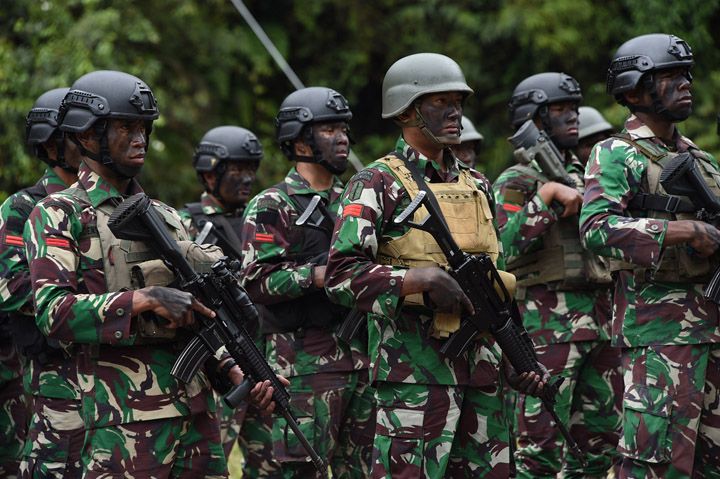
<box><xmin>611</xmin><ymin>133</ymin><xmax>666</xmax><ymax>163</ymax></box>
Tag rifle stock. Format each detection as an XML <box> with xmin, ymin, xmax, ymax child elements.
<box><xmin>107</xmin><ymin>193</ymin><xmax>328</xmax><ymax>475</ymax></box>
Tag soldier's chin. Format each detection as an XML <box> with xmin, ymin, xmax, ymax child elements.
<box><xmin>438</xmin><ymin>135</ymin><xmax>462</xmax><ymax>145</ymax></box>
<box><xmin>670</xmin><ymin>106</ymin><xmax>692</xmax><ymax>123</ymax></box>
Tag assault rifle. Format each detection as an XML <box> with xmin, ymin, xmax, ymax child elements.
<box><xmin>509</xmin><ymin>119</ymin><xmax>576</xmax><ymax>188</ymax></box>
<box><xmin>659</xmin><ymin>152</ymin><xmax>720</xmax><ymax>303</ymax></box>
<box><xmin>107</xmin><ymin>193</ymin><xmax>327</xmax><ymax>475</ymax></box>
<box><xmin>395</xmin><ymin>189</ymin><xmax>587</xmax><ymax>465</ymax></box>
<box><xmin>294</xmin><ymin>195</ymin><xmax>366</xmax><ymax>344</ymax></box>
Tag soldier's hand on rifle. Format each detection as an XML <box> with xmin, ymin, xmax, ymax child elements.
<box><xmin>538</xmin><ymin>182</ymin><xmax>582</xmax><ymax>218</ymax></box>
<box><xmin>132</xmin><ymin>286</ymin><xmax>215</xmax><ymax>329</ymax></box>
<box><xmin>250</xmin><ymin>376</ymin><xmax>291</xmax><ymax>416</ymax></box>
<box><xmin>403</xmin><ymin>267</ymin><xmax>474</xmax><ymax>316</ymax></box>
<box><xmin>666</xmin><ymin>220</ymin><xmax>720</xmax><ymax>257</ymax></box>
<box><xmin>503</xmin><ymin>356</ymin><xmax>550</xmax><ymax>397</ymax></box>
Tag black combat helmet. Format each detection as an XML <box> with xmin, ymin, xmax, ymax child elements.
<box><xmin>509</xmin><ymin>72</ymin><xmax>582</xmax><ymax>129</ymax></box>
<box><xmin>607</xmin><ymin>34</ymin><xmax>693</xmax><ymax>120</ymax></box>
<box><xmin>275</xmin><ymin>87</ymin><xmax>352</xmax><ymax>173</ymax></box>
<box><xmin>193</xmin><ymin>126</ymin><xmax>263</xmax><ymax>195</ymax></box>
<box><xmin>26</xmin><ymin>87</ymin><xmax>72</xmax><ymax>169</ymax></box>
<box><xmin>58</xmin><ymin>70</ymin><xmax>159</xmax><ymax>174</ymax></box>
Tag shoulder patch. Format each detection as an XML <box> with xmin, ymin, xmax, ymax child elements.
<box><xmin>256</xmin><ymin>197</ymin><xmax>281</xmax><ymax>211</ymax></box>
<box><xmin>352</xmin><ymin>170</ymin><xmax>375</xmax><ymax>184</ymax></box>
<box><xmin>347</xmin><ymin>181</ymin><xmax>365</xmax><ymax>202</ymax></box>
<box><xmin>256</xmin><ymin>210</ymin><xmax>280</xmax><ymax>226</ymax></box>
<box><xmin>503</xmin><ymin>188</ymin><xmax>525</xmax><ymax>206</ymax></box>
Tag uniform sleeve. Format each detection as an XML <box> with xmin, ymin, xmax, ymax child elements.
<box><xmin>0</xmin><ymin>194</ymin><xmax>35</xmax><ymax>314</ymax></box>
<box><xmin>580</xmin><ymin>139</ymin><xmax>666</xmax><ymax>267</ymax></box>
<box><xmin>24</xmin><ymin>198</ymin><xmax>134</xmax><ymax>345</ymax></box>
<box><xmin>239</xmin><ymin>192</ymin><xmax>315</xmax><ymax>304</ymax></box>
<box><xmin>492</xmin><ymin>168</ymin><xmax>557</xmax><ymax>259</ymax></box>
<box><xmin>325</xmin><ymin>167</ymin><xmax>406</xmax><ymax>317</ymax></box>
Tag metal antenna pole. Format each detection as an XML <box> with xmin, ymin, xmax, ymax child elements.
<box><xmin>228</xmin><ymin>0</ymin><xmax>364</xmax><ymax>172</ymax></box>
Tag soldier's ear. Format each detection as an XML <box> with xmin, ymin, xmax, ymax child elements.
<box><xmin>623</xmin><ymin>86</ymin><xmax>645</xmax><ymax>107</ymax></box>
<box><xmin>202</xmin><ymin>171</ymin><xmax>217</xmax><ymax>191</ymax></box>
<box><xmin>294</xmin><ymin>139</ymin><xmax>312</xmax><ymax>157</ymax></box>
<box><xmin>75</xmin><ymin>129</ymin><xmax>98</xmax><ymax>152</ymax></box>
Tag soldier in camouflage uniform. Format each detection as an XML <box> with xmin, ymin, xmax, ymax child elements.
<box><xmin>450</xmin><ymin>115</ymin><xmax>484</xmax><ymax>168</ymax></box>
<box><xmin>240</xmin><ymin>86</ymin><xmax>374</xmax><ymax>478</ymax></box>
<box><xmin>178</xmin><ymin>126</ymin><xmax>275</xmax><ymax>475</ymax></box>
<box><xmin>0</xmin><ymin>88</ymin><xmax>82</xmax><ymax>478</ymax></box>
<box><xmin>576</xmin><ymin>106</ymin><xmax>614</xmax><ymax>166</ymax></box>
<box><xmin>325</xmin><ymin>53</ymin><xmax>548</xmax><ymax>479</ymax></box>
<box><xmin>24</xmin><ymin>70</ymin><xmax>277</xmax><ymax>478</ymax></box>
<box><xmin>580</xmin><ymin>33</ymin><xmax>720</xmax><ymax>478</ymax></box>
<box><xmin>494</xmin><ymin>73</ymin><xmax>622</xmax><ymax>477</ymax></box>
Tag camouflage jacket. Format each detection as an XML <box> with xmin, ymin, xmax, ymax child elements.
<box><xmin>325</xmin><ymin>137</ymin><xmax>503</xmax><ymax>387</ymax></box>
<box><xmin>179</xmin><ymin>191</ymin><xmax>244</xmax><ymax>246</ymax></box>
<box><xmin>25</xmin><ymin>163</ymin><xmax>212</xmax><ymax>427</ymax></box>
<box><xmin>0</xmin><ymin>168</ymin><xmax>77</xmax><ymax>397</ymax></box>
<box><xmin>494</xmin><ymin>154</ymin><xmax>611</xmax><ymax>345</ymax></box>
<box><xmin>580</xmin><ymin>114</ymin><xmax>720</xmax><ymax>347</ymax></box>
<box><xmin>240</xmin><ymin>167</ymin><xmax>364</xmax><ymax>377</ymax></box>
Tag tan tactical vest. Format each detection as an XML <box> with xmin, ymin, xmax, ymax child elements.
<box><xmin>504</xmin><ymin>164</ymin><xmax>612</xmax><ymax>292</ymax></box>
<box><xmin>69</xmin><ymin>187</ymin><xmax>222</xmax><ymax>342</ymax></box>
<box><xmin>611</xmin><ymin>136</ymin><xmax>720</xmax><ymax>282</ymax></box>
<box><xmin>375</xmin><ymin>155</ymin><xmax>502</xmax><ymax>338</ymax></box>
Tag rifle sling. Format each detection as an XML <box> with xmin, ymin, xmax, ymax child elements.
<box><xmin>186</xmin><ymin>203</ymin><xmax>244</xmax><ymax>260</ymax></box>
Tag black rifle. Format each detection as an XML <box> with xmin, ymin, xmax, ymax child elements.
<box><xmin>659</xmin><ymin>152</ymin><xmax>720</xmax><ymax>303</ymax></box>
<box><xmin>509</xmin><ymin>120</ymin><xmax>576</xmax><ymax>188</ymax></box>
<box><xmin>106</xmin><ymin>193</ymin><xmax>327</xmax><ymax>475</ymax></box>
<box><xmin>294</xmin><ymin>195</ymin><xmax>366</xmax><ymax>345</ymax></box>
<box><xmin>395</xmin><ymin>189</ymin><xmax>587</xmax><ymax>465</ymax></box>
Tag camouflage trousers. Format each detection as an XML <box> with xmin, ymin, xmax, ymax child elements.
<box><xmin>215</xmin><ymin>393</ymin><xmax>278</xmax><ymax>478</ymax></box>
<box><xmin>18</xmin><ymin>396</ymin><xmax>84</xmax><ymax>479</ymax></box>
<box><xmin>0</xmin><ymin>375</ymin><xmax>27</xmax><ymax>478</ymax></box>
<box><xmin>618</xmin><ymin>343</ymin><xmax>720</xmax><ymax>479</ymax></box>
<box><xmin>81</xmin><ymin>410</ymin><xmax>227</xmax><ymax>478</ymax></box>
<box><xmin>515</xmin><ymin>340</ymin><xmax>623</xmax><ymax>478</ymax></box>
<box><xmin>270</xmin><ymin>369</ymin><xmax>375</xmax><ymax>479</ymax></box>
<box><xmin>372</xmin><ymin>380</ymin><xmax>510</xmax><ymax>479</ymax></box>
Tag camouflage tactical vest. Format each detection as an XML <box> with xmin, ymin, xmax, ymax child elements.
<box><xmin>376</xmin><ymin>154</ymin><xmax>500</xmax><ymax>338</ymax></box>
<box><xmin>504</xmin><ymin>163</ymin><xmax>612</xmax><ymax>291</ymax></box>
<box><xmin>612</xmin><ymin>135</ymin><xmax>720</xmax><ymax>282</ymax></box>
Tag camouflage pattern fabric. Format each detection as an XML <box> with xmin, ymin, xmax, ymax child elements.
<box><xmin>325</xmin><ymin>137</ymin><xmax>511</xmax><ymax>477</ymax></box>
<box><xmin>240</xmin><ymin>167</ymin><xmax>373</xmax><ymax>477</ymax></box>
<box><xmin>178</xmin><ymin>191</ymin><xmax>236</xmax><ymax>240</ymax></box>
<box><xmin>580</xmin><ymin>115</ymin><xmax>720</xmax><ymax>477</ymax></box>
<box><xmin>494</xmin><ymin>154</ymin><xmax>621</xmax><ymax>475</ymax></box>
<box><xmin>81</xmin><ymin>410</ymin><xmax>226</xmax><ymax>478</ymax></box>
<box><xmin>0</xmin><ymin>169</ymin><xmax>78</xmax><ymax>478</ymax></box>
<box><xmin>24</xmin><ymin>163</ymin><xmax>222</xmax><ymax>476</ymax></box>
<box><xmin>17</xmin><ymin>396</ymin><xmax>84</xmax><ymax>479</ymax></box>
<box><xmin>580</xmin><ymin>115</ymin><xmax>720</xmax><ymax>348</ymax></box>
<box><xmin>236</xmin><ymin>410</ymin><xmax>275</xmax><ymax>478</ymax></box>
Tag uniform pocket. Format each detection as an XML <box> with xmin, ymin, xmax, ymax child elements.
<box><xmin>375</xmin><ymin>403</ymin><xmax>426</xmax><ymax>474</ymax></box>
<box><xmin>618</xmin><ymin>383</ymin><xmax>672</xmax><ymax>463</ymax></box>
<box><xmin>272</xmin><ymin>390</ymin><xmax>316</xmax><ymax>462</ymax></box>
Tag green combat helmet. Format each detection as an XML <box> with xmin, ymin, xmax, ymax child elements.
<box><xmin>460</xmin><ymin>116</ymin><xmax>484</xmax><ymax>144</ymax></box>
<box><xmin>381</xmin><ymin>52</ymin><xmax>473</xmax><ymax>145</ymax></box>
<box><xmin>577</xmin><ymin>107</ymin><xmax>613</xmax><ymax>141</ymax></box>
<box><xmin>607</xmin><ymin>33</ymin><xmax>693</xmax><ymax>120</ymax></box>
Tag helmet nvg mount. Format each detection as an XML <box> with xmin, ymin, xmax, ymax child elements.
<box><xmin>58</xmin><ymin>70</ymin><xmax>159</xmax><ymax>177</ymax></box>
<box><xmin>382</xmin><ymin>52</ymin><xmax>473</xmax><ymax>146</ymax></box>
<box><xmin>509</xmin><ymin>72</ymin><xmax>582</xmax><ymax>129</ymax></box>
<box><xmin>275</xmin><ymin>86</ymin><xmax>352</xmax><ymax>174</ymax></box>
<box><xmin>607</xmin><ymin>33</ymin><xmax>693</xmax><ymax>121</ymax></box>
<box><xmin>26</xmin><ymin>87</ymin><xmax>74</xmax><ymax>170</ymax></box>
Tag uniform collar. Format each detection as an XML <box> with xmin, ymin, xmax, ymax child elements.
<box><xmin>395</xmin><ymin>136</ymin><xmax>462</xmax><ymax>182</ymax></box>
<box><xmin>624</xmin><ymin>114</ymin><xmax>698</xmax><ymax>152</ymax></box>
<box><xmin>41</xmin><ymin>168</ymin><xmax>68</xmax><ymax>195</ymax></box>
<box><xmin>200</xmin><ymin>191</ymin><xmax>227</xmax><ymax>215</ymax></box>
<box><xmin>76</xmin><ymin>162</ymin><xmax>144</xmax><ymax>208</ymax></box>
<box><xmin>283</xmin><ymin>166</ymin><xmax>344</xmax><ymax>199</ymax></box>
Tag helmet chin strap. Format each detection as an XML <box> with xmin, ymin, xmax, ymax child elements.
<box><xmin>293</xmin><ymin>127</ymin><xmax>348</xmax><ymax>175</ymax></box>
<box><xmin>632</xmin><ymin>74</ymin><xmax>689</xmax><ymax>122</ymax></box>
<box><xmin>397</xmin><ymin>104</ymin><xmax>461</xmax><ymax>148</ymax></box>
<box><xmin>70</xmin><ymin>122</ymin><xmax>141</xmax><ymax>179</ymax></box>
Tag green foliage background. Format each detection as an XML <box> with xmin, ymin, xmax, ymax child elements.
<box><xmin>3</xmin><ymin>0</ymin><xmax>720</xmax><ymax>208</ymax></box>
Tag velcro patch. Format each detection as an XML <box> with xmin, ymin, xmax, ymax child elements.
<box><xmin>254</xmin><ymin>233</ymin><xmax>274</xmax><ymax>243</ymax></box>
<box><xmin>45</xmin><ymin>237</ymin><xmax>71</xmax><ymax>249</ymax></box>
<box><xmin>4</xmin><ymin>235</ymin><xmax>24</xmax><ymax>247</ymax></box>
<box><xmin>256</xmin><ymin>210</ymin><xmax>280</xmax><ymax>226</ymax></box>
<box><xmin>343</xmin><ymin>204</ymin><xmax>364</xmax><ymax>218</ymax></box>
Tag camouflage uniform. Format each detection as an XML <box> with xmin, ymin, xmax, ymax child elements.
<box><xmin>240</xmin><ymin>167</ymin><xmax>374</xmax><ymax>478</ymax></box>
<box><xmin>325</xmin><ymin>137</ymin><xmax>510</xmax><ymax>478</ymax></box>
<box><xmin>580</xmin><ymin>114</ymin><xmax>720</xmax><ymax>478</ymax></box>
<box><xmin>179</xmin><ymin>192</ymin><xmax>274</xmax><ymax>476</ymax></box>
<box><xmin>0</xmin><ymin>168</ymin><xmax>85</xmax><ymax>478</ymax></box>
<box><xmin>25</xmin><ymin>163</ymin><xmax>226</xmax><ymax>478</ymax></box>
<box><xmin>494</xmin><ymin>155</ymin><xmax>622</xmax><ymax>477</ymax></box>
